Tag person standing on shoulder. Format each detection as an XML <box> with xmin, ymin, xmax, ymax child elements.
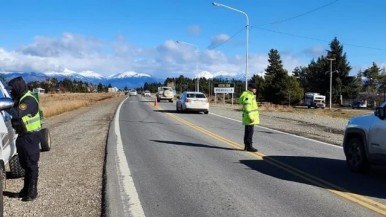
<box><xmin>239</xmin><ymin>83</ymin><xmax>259</xmax><ymax>152</ymax></box>
<box><xmin>7</xmin><ymin>76</ymin><xmax>41</xmax><ymax>201</ymax></box>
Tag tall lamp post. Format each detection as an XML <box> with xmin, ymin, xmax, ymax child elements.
<box><xmin>176</xmin><ymin>40</ymin><xmax>200</xmax><ymax>92</ymax></box>
<box><xmin>327</xmin><ymin>58</ymin><xmax>335</xmax><ymax>109</ymax></box>
<box><xmin>212</xmin><ymin>2</ymin><xmax>249</xmax><ymax>91</ymax></box>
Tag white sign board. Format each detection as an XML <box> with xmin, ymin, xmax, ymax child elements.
<box><xmin>214</xmin><ymin>87</ymin><xmax>234</xmax><ymax>94</ymax></box>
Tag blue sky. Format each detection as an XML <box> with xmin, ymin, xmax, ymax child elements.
<box><xmin>0</xmin><ymin>0</ymin><xmax>385</xmax><ymax>80</ymax></box>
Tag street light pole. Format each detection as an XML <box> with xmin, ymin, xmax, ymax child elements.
<box><xmin>327</xmin><ymin>58</ymin><xmax>335</xmax><ymax>109</ymax></box>
<box><xmin>212</xmin><ymin>2</ymin><xmax>249</xmax><ymax>91</ymax></box>
<box><xmin>176</xmin><ymin>40</ymin><xmax>200</xmax><ymax>92</ymax></box>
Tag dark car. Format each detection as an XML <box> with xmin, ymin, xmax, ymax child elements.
<box><xmin>352</xmin><ymin>100</ymin><xmax>367</xmax><ymax>109</ymax></box>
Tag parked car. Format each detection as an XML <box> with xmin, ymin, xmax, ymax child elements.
<box><xmin>351</xmin><ymin>100</ymin><xmax>367</xmax><ymax>109</ymax></box>
<box><xmin>128</xmin><ymin>89</ymin><xmax>137</xmax><ymax>96</ymax></box>
<box><xmin>176</xmin><ymin>91</ymin><xmax>209</xmax><ymax>114</ymax></box>
<box><xmin>343</xmin><ymin>101</ymin><xmax>386</xmax><ymax>172</ymax></box>
<box><xmin>143</xmin><ymin>90</ymin><xmax>151</xmax><ymax>97</ymax></box>
<box><xmin>156</xmin><ymin>86</ymin><xmax>174</xmax><ymax>102</ymax></box>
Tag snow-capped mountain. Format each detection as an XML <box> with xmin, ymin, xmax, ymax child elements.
<box><xmin>109</xmin><ymin>71</ymin><xmax>151</xmax><ymax>79</ymax></box>
<box><xmin>0</xmin><ymin>70</ymin><xmax>161</xmax><ymax>89</ymax></box>
<box><xmin>0</xmin><ymin>69</ymin><xmax>244</xmax><ymax>89</ymax></box>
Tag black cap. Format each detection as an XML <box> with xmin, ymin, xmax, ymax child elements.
<box><xmin>248</xmin><ymin>83</ymin><xmax>256</xmax><ymax>89</ymax></box>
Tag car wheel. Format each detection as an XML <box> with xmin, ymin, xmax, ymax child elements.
<box><xmin>40</xmin><ymin>128</ymin><xmax>51</xmax><ymax>152</ymax></box>
<box><xmin>9</xmin><ymin>155</ymin><xmax>25</xmax><ymax>178</ymax></box>
<box><xmin>204</xmin><ymin>110</ymin><xmax>209</xmax><ymax>114</ymax></box>
<box><xmin>345</xmin><ymin>137</ymin><xmax>369</xmax><ymax>172</ymax></box>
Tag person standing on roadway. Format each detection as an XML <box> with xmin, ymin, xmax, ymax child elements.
<box><xmin>239</xmin><ymin>83</ymin><xmax>259</xmax><ymax>152</ymax></box>
<box><xmin>7</xmin><ymin>76</ymin><xmax>42</xmax><ymax>201</ymax></box>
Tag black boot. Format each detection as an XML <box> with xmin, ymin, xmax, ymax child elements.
<box><xmin>22</xmin><ymin>178</ymin><xmax>38</xmax><ymax>201</ymax></box>
<box><xmin>246</xmin><ymin>143</ymin><xmax>258</xmax><ymax>152</ymax></box>
<box><xmin>9</xmin><ymin>177</ymin><xmax>29</xmax><ymax>198</ymax></box>
<box><xmin>247</xmin><ymin>146</ymin><xmax>258</xmax><ymax>152</ymax></box>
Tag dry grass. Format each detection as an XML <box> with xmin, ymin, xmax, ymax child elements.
<box><xmin>258</xmin><ymin>103</ymin><xmax>373</xmax><ymax>120</ymax></box>
<box><xmin>219</xmin><ymin>101</ymin><xmax>373</xmax><ymax>120</ymax></box>
<box><xmin>39</xmin><ymin>92</ymin><xmax>124</xmax><ymax>118</ymax></box>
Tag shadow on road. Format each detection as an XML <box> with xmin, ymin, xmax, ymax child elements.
<box><xmin>240</xmin><ymin>156</ymin><xmax>386</xmax><ymax>200</ymax></box>
<box><xmin>151</xmin><ymin>139</ymin><xmax>241</xmax><ymax>151</ymax></box>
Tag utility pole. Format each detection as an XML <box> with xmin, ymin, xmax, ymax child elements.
<box><xmin>327</xmin><ymin>58</ymin><xmax>335</xmax><ymax>109</ymax></box>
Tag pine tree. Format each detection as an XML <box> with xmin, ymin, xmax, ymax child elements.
<box><xmin>262</xmin><ymin>49</ymin><xmax>289</xmax><ymax>104</ymax></box>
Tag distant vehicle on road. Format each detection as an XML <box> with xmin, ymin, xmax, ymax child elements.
<box><xmin>143</xmin><ymin>90</ymin><xmax>151</xmax><ymax>97</ymax></box>
<box><xmin>176</xmin><ymin>91</ymin><xmax>209</xmax><ymax>114</ymax></box>
<box><xmin>156</xmin><ymin>87</ymin><xmax>174</xmax><ymax>102</ymax></box>
<box><xmin>304</xmin><ymin>92</ymin><xmax>326</xmax><ymax>109</ymax></box>
<box><xmin>128</xmin><ymin>89</ymin><xmax>137</xmax><ymax>96</ymax></box>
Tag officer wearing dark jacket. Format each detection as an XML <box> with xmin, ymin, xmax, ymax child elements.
<box><xmin>7</xmin><ymin>76</ymin><xmax>41</xmax><ymax>201</ymax></box>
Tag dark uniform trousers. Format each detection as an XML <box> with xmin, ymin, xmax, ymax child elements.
<box><xmin>244</xmin><ymin>125</ymin><xmax>254</xmax><ymax>148</ymax></box>
<box><xmin>16</xmin><ymin>132</ymin><xmax>40</xmax><ymax>180</ymax></box>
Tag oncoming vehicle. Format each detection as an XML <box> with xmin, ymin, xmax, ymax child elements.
<box><xmin>343</xmin><ymin>101</ymin><xmax>386</xmax><ymax>172</ymax></box>
<box><xmin>128</xmin><ymin>89</ymin><xmax>137</xmax><ymax>96</ymax></box>
<box><xmin>156</xmin><ymin>86</ymin><xmax>174</xmax><ymax>102</ymax></box>
<box><xmin>176</xmin><ymin>91</ymin><xmax>209</xmax><ymax>114</ymax></box>
<box><xmin>143</xmin><ymin>90</ymin><xmax>151</xmax><ymax>97</ymax></box>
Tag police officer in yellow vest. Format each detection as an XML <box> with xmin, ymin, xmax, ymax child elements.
<box><xmin>7</xmin><ymin>76</ymin><xmax>41</xmax><ymax>201</ymax></box>
<box><xmin>239</xmin><ymin>83</ymin><xmax>259</xmax><ymax>152</ymax></box>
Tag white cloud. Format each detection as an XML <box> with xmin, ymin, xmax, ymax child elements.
<box><xmin>0</xmin><ymin>32</ymin><xmax>307</xmax><ymax>80</ymax></box>
<box><xmin>208</xmin><ymin>34</ymin><xmax>230</xmax><ymax>49</ymax></box>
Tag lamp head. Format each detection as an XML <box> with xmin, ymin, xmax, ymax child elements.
<box><xmin>212</xmin><ymin>2</ymin><xmax>220</xmax><ymax>6</ymax></box>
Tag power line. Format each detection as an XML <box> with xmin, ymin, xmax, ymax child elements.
<box><xmin>211</xmin><ymin>0</ymin><xmax>340</xmax><ymax>50</ymax></box>
<box><xmin>251</xmin><ymin>26</ymin><xmax>386</xmax><ymax>51</ymax></box>
<box><xmin>260</xmin><ymin>0</ymin><xmax>340</xmax><ymax>26</ymax></box>
<box><xmin>208</xmin><ymin>27</ymin><xmax>245</xmax><ymax>50</ymax></box>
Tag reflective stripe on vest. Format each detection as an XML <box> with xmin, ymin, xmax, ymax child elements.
<box><xmin>243</xmin><ymin>109</ymin><xmax>259</xmax><ymax>114</ymax></box>
<box><xmin>20</xmin><ymin>91</ymin><xmax>41</xmax><ymax>132</ymax></box>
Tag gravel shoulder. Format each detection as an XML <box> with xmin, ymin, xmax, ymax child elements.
<box><xmin>3</xmin><ymin>96</ymin><xmax>353</xmax><ymax>216</ymax></box>
<box><xmin>4</xmin><ymin>95</ymin><xmax>126</xmax><ymax>217</ymax></box>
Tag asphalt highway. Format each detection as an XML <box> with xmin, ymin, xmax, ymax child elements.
<box><xmin>105</xmin><ymin>95</ymin><xmax>386</xmax><ymax>217</ymax></box>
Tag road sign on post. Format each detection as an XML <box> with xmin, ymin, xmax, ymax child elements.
<box><xmin>214</xmin><ymin>84</ymin><xmax>235</xmax><ymax>105</ymax></box>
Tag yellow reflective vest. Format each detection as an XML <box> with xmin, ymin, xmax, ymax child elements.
<box><xmin>239</xmin><ymin>90</ymin><xmax>259</xmax><ymax>125</ymax></box>
<box><xmin>20</xmin><ymin>91</ymin><xmax>42</xmax><ymax>132</ymax></box>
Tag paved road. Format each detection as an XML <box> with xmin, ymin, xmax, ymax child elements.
<box><xmin>105</xmin><ymin>95</ymin><xmax>386</xmax><ymax>217</ymax></box>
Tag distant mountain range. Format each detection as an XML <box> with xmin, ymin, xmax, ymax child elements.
<box><xmin>0</xmin><ymin>69</ymin><xmax>245</xmax><ymax>89</ymax></box>
<box><xmin>0</xmin><ymin>70</ymin><xmax>163</xmax><ymax>89</ymax></box>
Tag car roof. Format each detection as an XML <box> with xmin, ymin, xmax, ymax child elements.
<box><xmin>183</xmin><ymin>91</ymin><xmax>205</xmax><ymax>94</ymax></box>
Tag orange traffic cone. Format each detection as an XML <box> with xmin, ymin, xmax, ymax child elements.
<box><xmin>154</xmin><ymin>99</ymin><xmax>158</xmax><ymax>108</ymax></box>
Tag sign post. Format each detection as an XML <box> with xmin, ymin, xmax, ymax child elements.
<box><xmin>214</xmin><ymin>83</ymin><xmax>235</xmax><ymax>105</ymax></box>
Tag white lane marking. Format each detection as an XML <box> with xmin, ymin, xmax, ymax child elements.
<box><xmin>210</xmin><ymin>112</ymin><xmax>343</xmax><ymax>149</ymax></box>
<box><xmin>115</xmin><ymin>98</ymin><xmax>146</xmax><ymax>217</ymax></box>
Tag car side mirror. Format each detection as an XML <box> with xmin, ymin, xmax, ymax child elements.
<box><xmin>374</xmin><ymin>106</ymin><xmax>386</xmax><ymax>120</ymax></box>
<box><xmin>0</xmin><ymin>97</ymin><xmax>14</xmax><ymax>111</ymax></box>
